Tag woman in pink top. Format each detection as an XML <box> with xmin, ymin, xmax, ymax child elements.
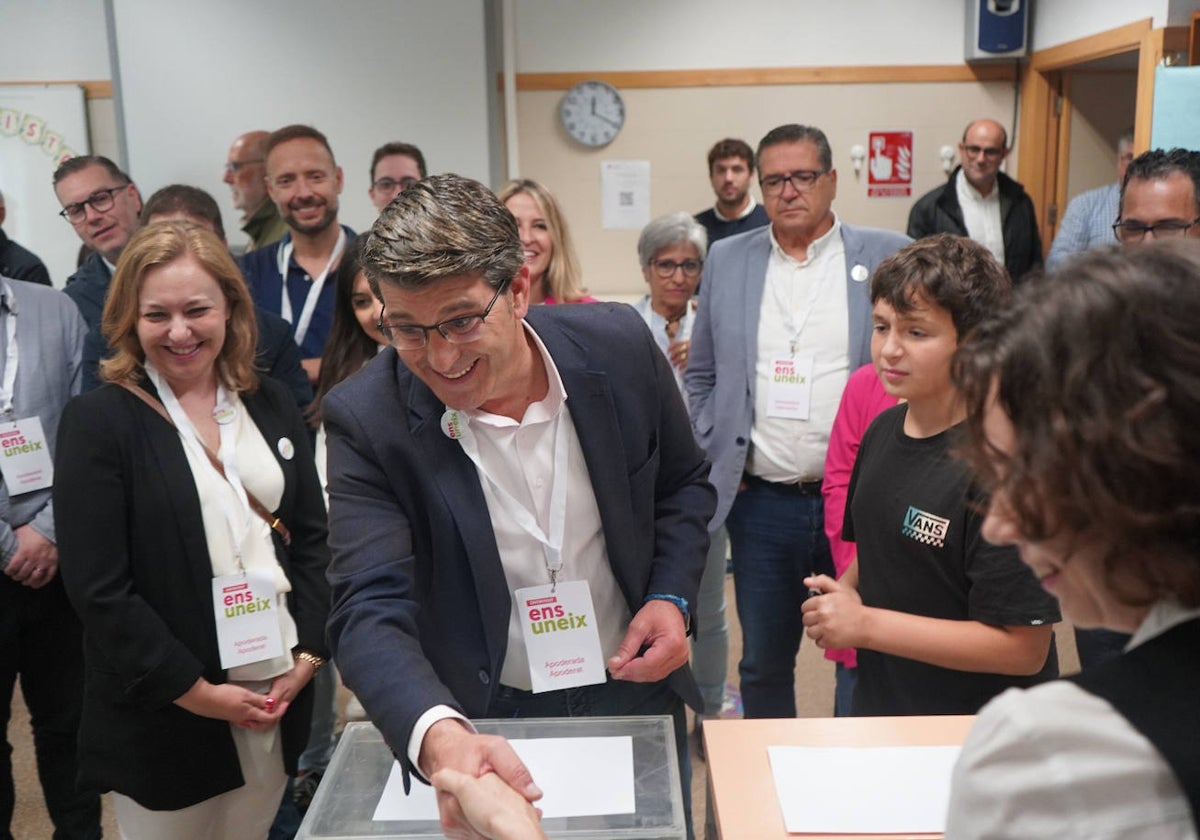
<box><xmin>822</xmin><ymin>362</ymin><xmax>897</xmax><ymax>715</ymax></box>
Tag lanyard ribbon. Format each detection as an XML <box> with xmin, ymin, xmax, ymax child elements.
<box><xmin>275</xmin><ymin>227</ymin><xmax>347</xmax><ymax>347</ymax></box>
<box><xmin>443</xmin><ymin>407</ymin><xmax>569</xmax><ymax>587</ymax></box>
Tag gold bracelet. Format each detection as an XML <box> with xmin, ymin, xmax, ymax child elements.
<box><xmin>294</xmin><ymin>650</ymin><xmax>325</xmax><ymax>674</ymax></box>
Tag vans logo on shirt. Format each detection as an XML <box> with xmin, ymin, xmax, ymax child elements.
<box><xmin>901</xmin><ymin>506</ymin><xmax>950</xmax><ymax>548</ymax></box>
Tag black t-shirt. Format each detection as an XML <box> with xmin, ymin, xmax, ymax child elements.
<box><xmin>845</xmin><ymin>405</ymin><xmax>1061</xmax><ymax>716</ymax></box>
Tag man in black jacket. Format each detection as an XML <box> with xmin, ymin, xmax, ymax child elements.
<box><xmin>907</xmin><ymin>119</ymin><xmax>1042</xmax><ymax>282</ymax></box>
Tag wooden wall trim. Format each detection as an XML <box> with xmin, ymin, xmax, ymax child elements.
<box><xmin>513</xmin><ymin>63</ymin><xmax>1017</xmax><ymax>91</ymax></box>
<box><xmin>0</xmin><ymin>80</ymin><xmax>112</xmax><ymax>99</ymax></box>
<box><xmin>1030</xmin><ymin>18</ymin><xmax>1151</xmax><ymax>71</ymax></box>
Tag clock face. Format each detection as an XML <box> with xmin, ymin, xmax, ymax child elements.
<box><xmin>560</xmin><ymin>80</ymin><xmax>625</xmax><ymax>148</ymax></box>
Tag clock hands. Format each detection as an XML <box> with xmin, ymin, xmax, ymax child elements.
<box><xmin>595</xmin><ymin>113</ymin><xmax>621</xmax><ymax>129</ymax></box>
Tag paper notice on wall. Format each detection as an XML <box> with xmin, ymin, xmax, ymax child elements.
<box><xmin>601</xmin><ymin>160</ymin><xmax>650</xmax><ymax>230</ymax></box>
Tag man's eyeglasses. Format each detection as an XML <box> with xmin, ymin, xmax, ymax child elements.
<box><xmin>372</xmin><ymin>177</ymin><xmax>419</xmax><ymax>193</ymax></box>
<box><xmin>58</xmin><ymin>187</ymin><xmax>125</xmax><ymax>224</ymax></box>
<box><xmin>1112</xmin><ymin>217</ymin><xmax>1200</xmax><ymax>243</ymax></box>
<box><xmin>377</xmin><ymin>280</ymin><xmax>510</xmax><ymax>349</ymax></box>
<box><xmin>651</xmin><ymin>259</ymin><xmax>703</xmax><ymax>279</ymax></box>
<box><xmin>759</xmin><ymin>170</ymin><xmax>828</xmax><ymax>195</ymax></box>
<box><xmin>962</xmin><ymin>145</ymin><xmax>1005</xmax><ymax>159</ymax></box>
<box><xmin>224</xmin><ymin>159</ymin><xmax>263</xmax><ymax>175</ymax></box>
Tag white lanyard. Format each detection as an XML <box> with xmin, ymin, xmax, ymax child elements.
<box><xmin>443</xmin><ymin>406</ymin><xmax>570</xmax><ymax>586</ymax></box>
<box><xmin>770</xmin><ymin>254</ymin><xmax>832</xmax><ymax>356</ymax></box>
<box><xmin>146</xmin><ymin>363</ymin><xmax>251</xmax><ymax>571</ymax></box>
<box><xmin>0</xmin><ymin>280</ymin><xmax>18</xmax><ymax>419</ymax></box>
<box><xmin>275</xmin><ymin>227</ymin><xmax>347</xmax><ymax>347</ymax></box>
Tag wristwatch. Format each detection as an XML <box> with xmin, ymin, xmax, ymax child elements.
<box><xmin>294</xmin><ymin>650</ymin><xmax>326</xmax><ymax>674</ymax></box>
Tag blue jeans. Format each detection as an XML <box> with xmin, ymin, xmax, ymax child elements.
<box><xmin>298</xmin><ymin>661</ymin><xmax>339</xmax><ymax>773</ymax></box>
<box><xmin>489</xmin><ymin>678</ymin><xmax>693</xmax><ymax>840</ymax></box>
<box><xmin>834</xmin><ymin>664</ymin><xmax>857</xmax><ymax>717</ymax></box>
<box><xmin>725</xmin><ymin>478</ymin><xmax>832</xmax><ymax>719</ymax></box>
<box><xmin>692</xmin><ymin>526</ymin><xmax>729</xmax><ymax>718</ymax></box>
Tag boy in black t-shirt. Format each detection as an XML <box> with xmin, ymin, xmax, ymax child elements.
<box><xmin>800</xmin><ymin>234</ymin><xmax>1060</xmax><ymax>716</ymax></box>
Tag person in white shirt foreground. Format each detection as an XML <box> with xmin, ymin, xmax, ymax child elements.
<box><xmin>946</xmin><ymin>240</ymin><xmax>1200</xmax><ymax>839</ymax></box>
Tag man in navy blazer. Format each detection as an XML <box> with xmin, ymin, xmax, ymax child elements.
<box><xmin>324</xmin><ymin>174</ymin><xmax>714</xmax><ymax>838</ymax></box>
<box><xmin>685</xmin><ymin>124</ymin><xmax>910</xmax><ymax>720</ymax></box>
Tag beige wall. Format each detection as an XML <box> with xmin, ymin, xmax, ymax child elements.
<box><xmin>1065</xmin><ymin>71</ymin><xmax>1138</xmax><ymax>200</ymax></box>
<box><xmin>516</xmin><ymin>80</ymin><xmax>1017</xmax><ymax>297</ymax></box>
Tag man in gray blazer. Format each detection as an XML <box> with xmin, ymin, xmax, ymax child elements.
<box><xmin>0</xmin><ymin>276</ymin><xmax>100</xmax><ymax>839</ymax></box>
<box><xmin>685</xmin><ymin>123</ymin><xmax>910</xmax><ymax>720</ymax></box>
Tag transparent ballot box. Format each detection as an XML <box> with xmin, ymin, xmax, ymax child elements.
<box><xmin>296</xmin><ymin>715</ymin><xmax>686</xmax><ymax>840</ymax></box>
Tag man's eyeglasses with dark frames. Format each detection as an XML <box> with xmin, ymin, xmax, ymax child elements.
<box><xmin>1112</xmin><ymin>217</ymin><xmax>1200</xmax><ymax>243</ymax></box>
<box><xmin>377</xmin><ymin>279</ymin><xmax>510</xmax><ymax>349</ymax></box>
<box><xmin>224</xmin><ymin>159</ymin><xmax>264</xmax><ymax>175</ymax></box>
<box><xmin>651</xmin><ymin>259</ymin><xmax>703</xmax><ymax>279</ymax></box>
<box><xmin>759</xmin><ymin>170</ymin><xmax>828</xmax><ymax>195</ymax></box>
<box><xmin>961</xmin><ymin>145</ymin><xmax>1005</xmax><ymax>159</ymax></box>
<box><xmin>58</xmin><ymin>187</ymin><xmax>125</xmax><ymax>224</ymax></box>
<box><xmin>372</xmin><ymin>177</ymin><xmax>419</xmax><ymax>193</ymax></box>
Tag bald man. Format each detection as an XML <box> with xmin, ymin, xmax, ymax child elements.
<box><xmin>224</xmin><ymin>130</ymin><xmax>288</xmax><ymax>252</ymax></box>
<box><xmin>908</xmin><ymin>118</ymin><xmax>1042</xmax><ymax>281</ymax></box>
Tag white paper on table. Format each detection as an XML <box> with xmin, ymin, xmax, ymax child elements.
<box><xmin>600</xmin><ymin>160</ymin><xmax>650</xmax><ymax>230</ymax></box>
<box><xmin>373</xmin><ymin>735</ymin><xmax>635</xmax><ymax>822</ymax></box>
<box><xmin>767</xmin><ymin>745</ymin><xmax>961</xmax><ymax>834</ymax></box>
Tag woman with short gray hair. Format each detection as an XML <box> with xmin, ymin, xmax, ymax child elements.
<box><xmin>634</xmin><ymin>212</ymin><xmax>729</xmax><ymax>756</ymax></box>
<box><xmin>633</xmin><ymin>212</ymin><xmax>707</xmax><ymax>387</ymax></box>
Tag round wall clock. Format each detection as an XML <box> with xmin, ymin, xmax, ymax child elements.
<box><xmin>559</xmin><ymin>80</ymin><xmax>625</xmax><ymax>148</ymax></box>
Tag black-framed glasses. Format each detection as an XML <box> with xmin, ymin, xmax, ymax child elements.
<box><xmin>1112</xmin><ymin>217</ymin><xmax>1200</xmax><ymax>243</ymax></box>
<box><xmin>224</xmin><ymin>159</ymin><xmax>263</xmax><ymax>175</ymax></box>
<box><xmin>759</xmin><ymin>169</ymin><xmax>828</xmax><ymax>195</ymax></box>
<box><xmin>372</xmin><ymin>176</ymin><xmax>419</xmax><ymax>193</ymax></box>
<box><xmin>651</xmin><ymin>258</ymin><xmax>702</xmax><ymax>279</ymax></box>
<box><xmin>58</xmin><ymin>186</ymin><xmax>124</xmax><ymax>224</ymax></box>
<box><xmin>962</xmin><ymin>145</ymin><xmax>1005</xmax><ymax>159</ymax></box>
<box><xmin>377</xmin><ymin>280</ymin><xmax>510</xmax><ymax>349</ymax></box>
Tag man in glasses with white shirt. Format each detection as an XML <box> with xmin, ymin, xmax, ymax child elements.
<box><xmin>685</xmin><ymin>124</ymin><xmax>909</xmax><ymax>722</ymax></box>
<box><xmin>324</xmin><ymin>174</ymin><xmax>713</xmax><ymax>840</ymax></box>
<box><xmin>53</xmin><ymin>155</ymin><xmax>144</xmax><ymax>331</ymax></box>
<box><xmin>907</xmin><ymin>118</ymin><xmax>1043</xmax><ymax>282</ymax></box>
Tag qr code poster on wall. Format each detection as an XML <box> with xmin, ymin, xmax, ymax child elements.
<box><xmin>867</xmin><ymin>132</ymin><xmax>913</xmax><ymax>198</ymax></box>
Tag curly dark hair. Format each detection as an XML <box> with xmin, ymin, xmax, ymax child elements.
<box><xmin>955</xmin><ymin>241</ymin><xmax>1200</xmax><ymax>608</ymax></box>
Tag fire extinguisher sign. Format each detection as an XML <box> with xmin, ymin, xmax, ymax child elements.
<box><xmin>867</xmin><ymin>131</ymin><xmax>913</xmax><ymax>198</ymax></box>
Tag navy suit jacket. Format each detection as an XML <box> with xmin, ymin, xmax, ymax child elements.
<box><xmin>684</xmin><ymin>222</ymin><xmax>911</xmax><ymax>526</ymax></box>
<box><xmin>323</xmin><ymin>302</ymin><xmax>715</xmax><ymax>769</ymax></box>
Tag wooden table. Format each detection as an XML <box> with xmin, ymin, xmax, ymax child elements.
<box><xmin>703</xmin><ymin>715</ymin><xmax>976</xmax><ymax>839</ymax></box>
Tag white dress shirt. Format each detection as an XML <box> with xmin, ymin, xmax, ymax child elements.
<box><xmin>407</xmin><ymin>322</ymin><xmax>632</xmax><ymax>770</ymax></box>
<box><xmin>956</xmin><ymin>169</ymin><xmax>1006</xmax><ymax>265</ymax></box>
<box><xmin>746</xmin><ymin>217</ymin><xmax>850</xmax><ymax>482</ymax></box>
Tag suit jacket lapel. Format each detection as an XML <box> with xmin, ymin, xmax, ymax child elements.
<box><xmin>524</xmin><ymin>314</ymin><xmax>642</xmax><ymax>610</ymax></box>
<box><xmin>742</xmin><ymin>231</ymin><xmax>770</xmax><ymax>386</ymax></box>
<box><xmin>131</xmin><ymin>381</ymin><xmax>221</xmax><ymax>636</ymax></box>
<box><xmin>406</xmin><ymin>373</ymin><xmax>511</xmax><ymax>669</ymax></box>
<box><xmin>840</xmin><ymin>225</ymin><xmax>871</xmax><ymax>366</ymax></box>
